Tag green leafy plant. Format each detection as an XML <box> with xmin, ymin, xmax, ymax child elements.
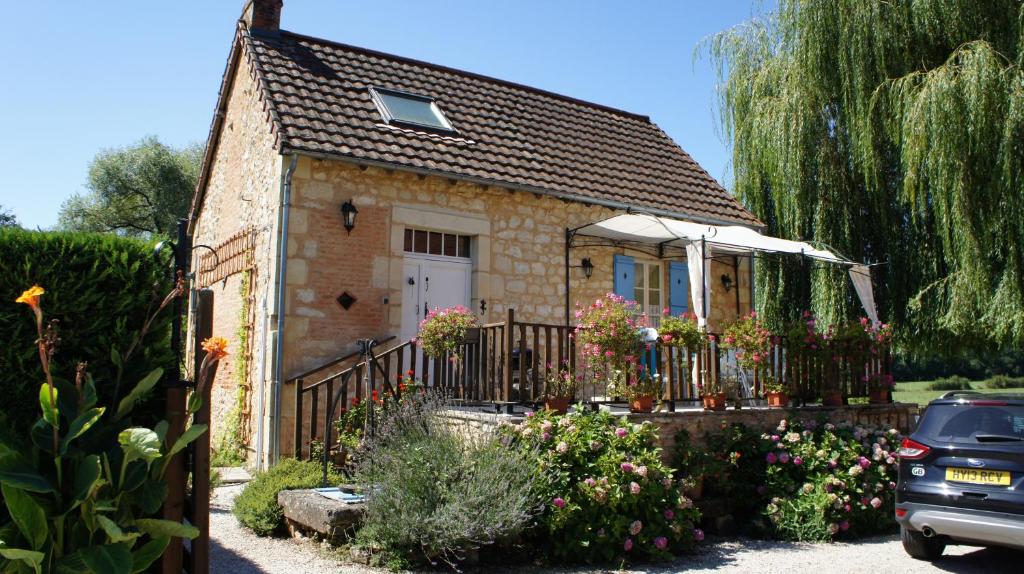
<box><xmin>658</xmin><ymin>312</ymin><xmax>705</xmax><ymax>350</ymax></box>
<box><xmin>333</xmin><ymin>397</ymin><xmax>368</xmax><ymax>451</ymax></box>
<box><xmin>233</xmin><ymin>458</ymin><xmax>342</xmax><ymax>537</ymax></box>
<box><xmin>499</xmin><ymin>409</ymin><xmax>702</xmax><ymax>563</ymax></box>
<box><xmin>354</xmin><ymin>392</ymin><xmax>543</xmax><ymax>567</ymax></box>
<box><xmin>0</xmin><ymin>284</ymin><xmax>216</xmax><ymax>574</ymax></box>
<box><xmin>986</xmin><ymin>375</ymin><xmax>1024</xmax><ymax>389</ymax></box>
<box><xmin>620</xmin><ymin>369</ymin><xmax>662</xmax><ymax>401</ymax></box>
<box><xmin>543</xmin><ymin>367</ymin><xmax>580</xmax><ymax>400</ymax></box>
<box><xmin>413</xmin><ymin>306</ymin><xmax>477</xmax><ymax>360</ymax></box>
<box><xmin>926</xmin><ymin>376</ymin><xmax>972</xmax><ymax>391</ymax></box>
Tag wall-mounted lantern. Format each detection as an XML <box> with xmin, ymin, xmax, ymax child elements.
<box><xmin>340</xmin><ymin>200</ymin><xmax>358</xmax><ymax>234</ymax></box>
<box><xmin>581</xmin><ymin>257</ymin><xmax>594</xmax><ymax>279</ymax></box>
<box><xmin>720</xmin><ymin>273</ymin><xmax>734</xmax><ymax>293</ymax></box>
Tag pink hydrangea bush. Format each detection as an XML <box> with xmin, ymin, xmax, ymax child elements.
<box><xmin>413</xmin><ymin>305</ymin><xmax>477</xmax><ymax>359</ymax></box>
<box><xmin>679</xmin><ymin>418</ymin><xmax>901</xmax><ymax>542</ymax></box>
<box><xmin>500</xmin><ymin>409</ymin><xmax>702</xmax><ymax>563</ymax></box>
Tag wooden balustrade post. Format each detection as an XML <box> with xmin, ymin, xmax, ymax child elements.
<box><xmin>293</xmin><ymin>378</ymin><xmax>303</xmax><ymax>459</ymax></box>
<box><xmin>503</xmin><ymin>309</ymin><xmax>515</xmax><ymax>401</ymax></box>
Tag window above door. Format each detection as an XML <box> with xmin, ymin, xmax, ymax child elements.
<box><xmin>404</xmin><ymin>228</ymin><xmax>471</xmax><ymax>259</ymax></box>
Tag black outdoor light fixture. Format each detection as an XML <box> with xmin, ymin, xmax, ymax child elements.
<box><xmin>720</xmin><ymin>273</ymin><xmax>734</xmax><ymax>292</ymax></box>
<box><xmin>581</xmin><ymin>258</ymin><xmax>594</xmax><ymax>279</ymax></box>
<box><xmin>340</xmin><ymin>199</ymin><xmax>358</xmax><ymax>234</ymax></box>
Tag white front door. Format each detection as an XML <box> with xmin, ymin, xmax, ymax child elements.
<box><xmin>400</xmin><ymin>254</ymin><xmax>472</xmax><ymax>342</ymax></box>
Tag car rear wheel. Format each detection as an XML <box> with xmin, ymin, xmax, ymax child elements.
<box><xmin>901</xmin><ymin>526</ymin><xmax>946</xmax><ymax>560</ymax></box>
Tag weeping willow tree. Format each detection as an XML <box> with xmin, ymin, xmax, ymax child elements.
<box><xmin>706</xmin><ymin>0</ymin><xmax>1024</xmax><ymax>352</ymax></box>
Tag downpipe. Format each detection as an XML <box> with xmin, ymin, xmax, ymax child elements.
<box><xmin>270</xmin><ymin>153</ymin><xmax>299</xmax><ymax>465</ymax></box>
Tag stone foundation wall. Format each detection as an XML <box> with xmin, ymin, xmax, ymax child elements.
<box><xmin>436</xmin><ymin>403</ymin><xmax>919</xmax><ymax>465</ymax></box>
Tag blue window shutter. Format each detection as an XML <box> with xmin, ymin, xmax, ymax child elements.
<box><xmin>613</xmin><ymin>255</ymin><xmax>635</xmax><ymax>301</ymax></box>
<box><xmin>669</xmin><ymin>261</ymin><xmax>689</xmax><ymax>315</ymax></box>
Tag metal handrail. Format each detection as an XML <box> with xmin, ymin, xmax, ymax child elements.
<box><xmin>286</xmin><ymin>335</ymin><xmax>396</xmax><ymax>384</ymax></box>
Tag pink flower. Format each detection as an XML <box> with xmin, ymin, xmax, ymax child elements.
<box><xmin>630</xmin><ymin>482</ymin><xmax>641</xmax><ymax>495</ymax></box>
<box><xmin>766</xmin><ymin>452</ymin><xmax>778</xmax><ymax>465</ymax></box>
<box><xmin>615</xmin><ymin>427</ymin><xmax>628</xmax><ymax>438</ymax></box>
<box><xmin>584</xmin><ymin>477</ymin><xmax>597</xmax><ymax>487</ymax></box>
<box><xmin>552</xmin><ymin>497</ymin><xmax>565</xmax><ymax>508</ymax></box>
<box><xmin>604</xmin><ymin>350</ymin><xmax>614</xmax><ymax>358</ymax></box>
<box><xmin>654</xmin><ymin>536</ymin><xmax>669</xmax><ymax>550</ymax></box>
<box><xmin>624</xmin><ymin>538</ymin><xmax>634</xmax><ymax>552</ymax></box>
<box><xmin>778</xmin><ymin>452</ymin><xmax>790</xmax><ymax>464</ymax></box>
<box><xmin>556</xmin><ymin>441</ymin><xmax>569</xmax><ymax>454</ymax></box>
<box><xmin>693</xmin><ymin>528</ymin><xmax>705</xmax><ymax>542</ymax></box>
<box><xmin>629</xmin><ymin>520</ymin><xmax>643</xmax><ymax>535</ymax></box>
<box><xmin>793</xmin><ymin>456</ymin><xmax>803</xmax><ymax>466</ymax></box>
<box><xmin>590</xmin><ymin>440</ymin><xmax>602</xmax><ymax>451</ymax></box>
<box><xmin>635</xmin><ymin>465</ymin><xmax>648</xmax><ymax>477</ymax></box>
<box><xmin>858</xmin><ymin>456</ymin><xmax>871</xmax><ymax>469</ymax></box>
<box><xmin>664</xmin><ymin>509</ymin><xmax>675</xmax><ymax>520</ymax></box>
<box><xmin>870</xmin><ymin>497</ymin><xmax>883</xmax><ymax>509</ymax></box>
<box><xmin>839</xmin><ymin>520</ymin><xmax>850</xmax><ymax>531</ymax></box>
<box><xmin>620</xmin><ymin>462</ymin><xmax>634</xmax><ymax>473</ymax></box>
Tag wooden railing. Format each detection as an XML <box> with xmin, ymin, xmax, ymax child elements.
<box><xmin>288</xmin><ymin>310</ymin><xmax>891</xmax><ymax>459</ymax></box>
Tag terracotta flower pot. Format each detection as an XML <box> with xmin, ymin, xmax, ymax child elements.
<box><xmin>702</xmin><ymin>392</ymin><xmax>728</xmax><ymax>411</ymax></box>
<box><xmin>869</xmin><ymin>388</ymin><xmax>891</xmax><ymax>404</ymax></box>
<box><xmin>767</xmin><ymin>391</ymin><xmax>789</xmax><ymax>408</ymax></box>
<box><xmin>822</xmin><ymin>389</ymin><xmax>844</xmax><ymax>407</ymax></box>
<box><xmin>630</xmin><ymin>394</ymin><xmax>655</xmax><ymax>413</ymax></box>
<box><xmin>545</xmin><ymin>396</ymin><xmax>571</xmax><ymax>415</ymax></box>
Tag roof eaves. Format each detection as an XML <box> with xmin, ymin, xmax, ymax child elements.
<box><xmin>188</xmin><ymin>22</ymin><xmax>287</xmax><ymax>234</ymax></box>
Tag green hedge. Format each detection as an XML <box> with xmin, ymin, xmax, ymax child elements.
<box><xmin>0</xmin><ymin>228</ymin><xmax>175</xmax><ymax>441</ymax></box>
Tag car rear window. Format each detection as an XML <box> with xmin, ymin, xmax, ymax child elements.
<box><xmin>917</xmin><ymin>404</ymin><xmax>1024</xmax><ymax>443</ymax></box>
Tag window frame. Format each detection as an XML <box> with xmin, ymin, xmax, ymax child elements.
<box><xmin>403</xmin><ymin>227</ymin><xmax>472</xmax><ymax>260</ymax></box>
<box><xmin>369</xmin><ymin>86</ymin><xmax>456</xmax><ymax>134</ymax></box>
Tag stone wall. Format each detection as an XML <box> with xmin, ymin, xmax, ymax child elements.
<box><xmin>276</xmin><ymin>157</ymin><xmax>757</xmax><ymax>455</ymax></box>
<box><xmin>190</xmin><ymin>52</ymin><xmax>283</xmax><ymax>463</ymax></box>
<box><xmin>437</xmin><ymin>403</ymin><xmax>918</xmax><ymax>465</ymax></box>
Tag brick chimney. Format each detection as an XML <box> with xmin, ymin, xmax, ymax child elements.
<box><xmin>242</xmin><ymin>0</ymin><xmax>283</xmax><ymax>31</ymax></box>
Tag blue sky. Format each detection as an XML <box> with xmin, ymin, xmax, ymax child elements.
<box><xmin>0</xmin><ymin>1</ymin><xmax>767</xmax><ymax>230</ymax></box>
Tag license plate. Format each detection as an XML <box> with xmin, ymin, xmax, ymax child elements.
<box><xmin>945</xmin><ymin>467</ymin><xmax>1011</xmax><ymax>486</ymax></box>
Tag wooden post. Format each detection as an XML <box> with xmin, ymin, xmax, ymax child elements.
<box><xmin>293</xmin><ymin>379</ymin><xmax>303</xmax><ymax>459</ymax></box>
<box><xmin>503</xmin><ymin>309</ymin><xmax>515</xmax><ymax>401</ymax></box>
<box><xmin>189</xmin><ymin>289</ymin><xmax>215</xmax><ymax>574</ymax></box>
<box><xmin>162</xmin><ymin>220</ymin><xmax>189</xmax><ymax>574</ymax></box>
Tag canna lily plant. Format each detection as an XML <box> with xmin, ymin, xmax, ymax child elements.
<box><xmin>0</xmin><ymin>285</ymin><xmax>223</xmax><ymax>574</ymax></box>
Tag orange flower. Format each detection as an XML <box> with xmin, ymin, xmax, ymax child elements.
<box><xmin>15</xmin><ymin>285</ymin><xmax>44</xmax><ymax>308</ymax></box>
<box><xmin>201</xmin><ymin>337</ymin><xmax>229</xmax><ymax>360</ymax></box>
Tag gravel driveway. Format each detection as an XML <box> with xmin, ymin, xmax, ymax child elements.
<box><xmin>211</xmin><ymin>484</ymin><xmax>1021</xmax><ymax>573</ymax></box>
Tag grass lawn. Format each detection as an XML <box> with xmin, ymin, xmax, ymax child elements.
<box><xmin>894</xmin><ymin>380</ymin><xmax>1024</xmax><ymax>406</ymax></box>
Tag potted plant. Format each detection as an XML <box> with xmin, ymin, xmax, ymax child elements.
<box><xmin>762</xmin><ymin>375</ymin><xmax>789</xmax><ymax>408</ymax></box>
<box><xmin>543</xmin><ymin>367</ymin><xmax>579</xmax><ymax>414</ymax></box>
<box><xmin>623</xmin><ymin>368</ymin><xmax>662</xmax><ymax>412</ymax></box>
<box><xmin>575</xmin><ymin>293</ymin><xmax>645</xmax><ymax>395</ymax></box>
<box><xmin>700</xmin><ymin>375</ymin><xmax>728</xmax><ymax>411</ymax></box>
<box><xmin>414</xmin><ymin>305</ymin><xmax>478</xmax><ymax>362</ymax></box>
<box><xmin>658</xmin><ymin>311</ymin><xmax>706</xmax><ymax>350</ymax></box>
<box><xmin>867</xmin><ymin>372</ymin><xmax>895</xmax><ymax>404</ymax></box>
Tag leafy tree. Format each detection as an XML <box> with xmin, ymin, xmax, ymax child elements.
<box><xmin>706</xmin><ymin>1</ymin><xmax>1024</xmax><ymax>351</ymax></box>
<box><xmin>59</xmin><ymin>136</ymin><xmax>203</xmax><ymax>237</ymax></box>
<box><xmin>0</xmin><ymin>205</ymin><xmax>17</xmax><ymax>228</ymax></box>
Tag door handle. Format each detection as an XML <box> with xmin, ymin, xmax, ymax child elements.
<box><xmin>407</xmin><ymin>276</ymin><xmax>415</xmax><ymax>285</ymax></box>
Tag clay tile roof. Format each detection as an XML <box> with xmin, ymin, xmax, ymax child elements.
<box><xmin>245</xmin><ymin>28</ymin><xmax>760</xmax><ymax>226</ymax></box>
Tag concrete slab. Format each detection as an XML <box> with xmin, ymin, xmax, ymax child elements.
<box><xmin>278</xmin><ymin>488</ymin><xmax>365</xmax><ymax>542</ymax></box>
<box><xmin>215</xmin><ymin>466</ymin><xmax>252</xmax><ymax>485</ymax></box>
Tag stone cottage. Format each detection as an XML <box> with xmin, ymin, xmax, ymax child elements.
<box><xmin>188</xmin><ymin>0</ymin><xmax>761</xmax><ymax>466</ymax></box>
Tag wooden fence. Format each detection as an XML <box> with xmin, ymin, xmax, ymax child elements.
<box><xmin>288</xmin><ymin>308</ymin><xmax>890</xmax><ymax>460</ymax></box>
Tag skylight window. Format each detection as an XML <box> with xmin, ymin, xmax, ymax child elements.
<box><xmin>370</xmin><ymin>87</ymin><xmax>454</xmax><ymax>133</ymax></box>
